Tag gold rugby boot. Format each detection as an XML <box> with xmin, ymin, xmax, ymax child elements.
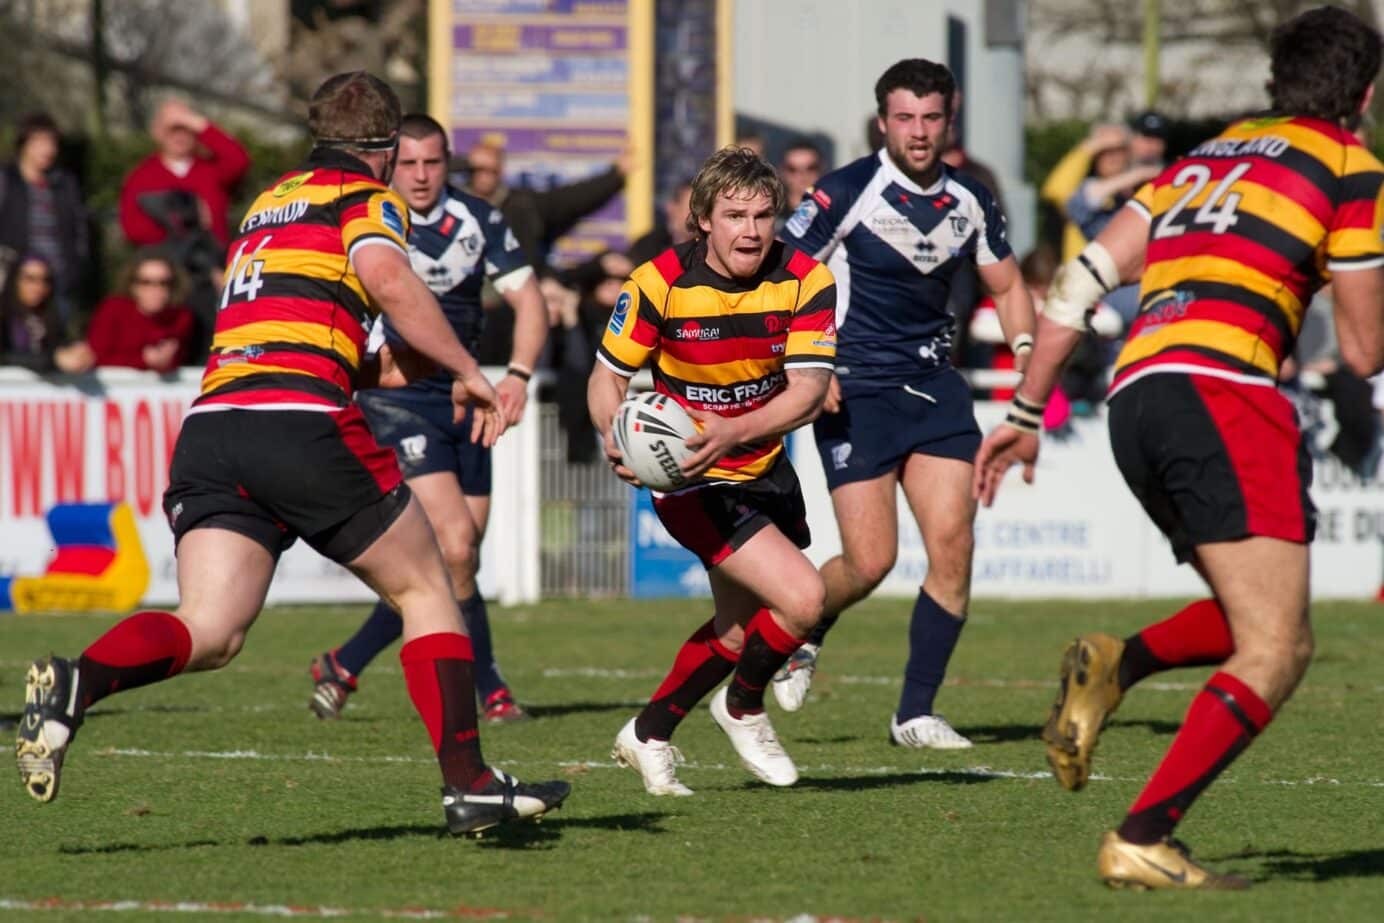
<box><xmin>1098</xmin><ymin>831</ymin><xmax>1251</xmax><ymax>891</ymax></box>
<box><xmin>1041</xmin><ymin>633</ymin><xmax>1124</xmax><ymax>791</ymax></box>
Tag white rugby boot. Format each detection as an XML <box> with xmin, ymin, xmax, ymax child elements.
<box><xmin>709</xmin><ymin>687</ymin><xmax>798</xmax><ymax>787</ymax></box>
<box><xmin>770</xmin><ymin>642</ymin><xmax>819</xmax><ymax>712</ymax></box>
<box><xmin>611</xmin><ymin>717</ymin><xmax>694</xmax><ymax>796</ymax></box>
<box><xmin>889</xmin><ymin>713</ymin><xmax>974</xmax><ymax>749</ymax></box>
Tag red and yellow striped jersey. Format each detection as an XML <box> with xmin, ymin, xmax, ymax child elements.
<box><xmin>1112</xmin><ymin>115</ymin><xmax>1384</xmax><ymax>396</ymax></box>
<box><xmin>598</xmin><ymin>239</ymin><xmax>837</xmax><ymax>483</ymax></box>
<box><xmin>194</xmin><ymin>149</ymin><xmax>411</xmax><ymax>412</ymax></box>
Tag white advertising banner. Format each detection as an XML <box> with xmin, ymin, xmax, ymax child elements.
<box><xmin>0</xmin><ymin>369</ymin><xmax>540</xmax><ymax>607</ymax></box>
<box><xmin>792</xmin><ymin>401</ymin><xmax>1381</xmax><ymax>599</ymax></box>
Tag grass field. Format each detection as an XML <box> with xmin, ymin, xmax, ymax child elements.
<box><xmin>2</xmin><ymin>598</ymin><xmax>1383</xmax><ymax>922</ymax></box>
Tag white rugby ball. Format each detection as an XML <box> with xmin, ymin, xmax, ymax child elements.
<box><xmin>612</xmin><ymin>392</ymin><xmax>700</xmax><ymax>491</ymax></box>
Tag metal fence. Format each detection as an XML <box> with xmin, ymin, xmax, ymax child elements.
<box><xmin>538</xmin><ymin>403</ymin><xmax>629</xmax><ymax>597</ymax></box>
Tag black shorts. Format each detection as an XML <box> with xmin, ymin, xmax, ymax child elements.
<box><xmin>163</xmin><ymin>405</ymin><xmax>410</xmax><ymax>564</ymax></box>
<box><xmin>814</xmin><ymin>368</ymin><xmax>981</xmax><ymax>490</ymax></box>
<box><xmin>1109</xmin><ymin>373</ymin><xmax>1315</xmax><ymax>563</ymax></box>
<box><xmin>652</xmin><ymin>456</ymin><xmax>811</xmax><ymax>568</ymax></box>
<box><xmin>357</xmin><ymin>389</ymin><xmax>492</xmax><ymax>495</ymax></box>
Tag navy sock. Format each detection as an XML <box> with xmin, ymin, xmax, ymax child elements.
<box><xmin>896</xmin><ymin>590</ymin><xmax>965</xmax><ymax>721</ymax></box>
<box><xmin>460</xmin><ymin>593</ymin><xmax>506</xmax><ymax>701</ymax></box>
<box><xmin>806</xmin><ymin>613</ymin><xmax>838</xmax><ymax>647</ymax></box>
<box><xmin>335</xmin><ymin>600</ymin><xmax>403</xmax><ymax>677</ymax></box>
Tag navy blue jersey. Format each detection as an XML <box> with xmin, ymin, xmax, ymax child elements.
<box><xmin>375</xmin><ymin>186</ymin><xmax>531</xmax><ymax>398</ymax></box>
<box><xmin>782</xmin><ymin>150</ymin><xmax>1011</xmax><ymax>391</ymax></box>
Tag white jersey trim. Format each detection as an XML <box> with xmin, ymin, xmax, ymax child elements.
<box><xmin>1327</xmin><ymin>256</ymin><xmax>1384</xmax><ymax>271</ymax></box>
<box><xmin>596</xmin><ymin>351</ymin><xmax>636</xmax><ymax>378</ymax></box>
<box><xmin>492</xmin><ymin>264</ymin><xmax>535</xmax><ymax>294</ymax></box>
<box><xmin>347</xmin><ymin>236</ymin><xmax>407</xmax><ymax>270</ymax></box>
<box><xmin>186</xmin><ymin>402</ymin><xmax>346</xmax><ymax>416</ymax></box>
<box><xmin>1108</xmin><ymin>363</ymin><xmax>1277</xmax><ymax>400</ymax></box>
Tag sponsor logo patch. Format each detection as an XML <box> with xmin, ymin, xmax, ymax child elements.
<box><xmin>676</xmin><ymin>321</ymin><xmax>720</xmax><ymax>340</ymax></box>
<box><xmin>608</xmin><ymin>291</ymin><xmax>632</xmax><ymax>335</ymax></box>
<box><xmin>810</xmin><ymin>186</ymin><xmax>831</xmax><ymax>208</ymax></box>
<box><xmin>272</xmin><ymin>172</ymin><xmax>312</xmax><ymax>197</ymax></box>
<box><xmin>400</xmin><ymin>434</ymin><xmax>427</xmax><ymax>461</ymax></box>
<box><xmin>785</xmin><ymin>198</ymin><xmax>818</xmax><ymax>237</ymax></box>
<box><xmin>831</xmin><ymin>443</ymin><xmax>852</xmax><ymax>471</ymax></box>
<box><xmin>380</xmin><ymin>199</ymin><xmax>406</xmax><ymax>237</ymax></box>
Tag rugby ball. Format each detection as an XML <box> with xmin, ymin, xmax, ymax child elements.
<box><xmin>612</xmin><ymin>392</ymin><xmax>699</xmax><ymax>491</ymax></box>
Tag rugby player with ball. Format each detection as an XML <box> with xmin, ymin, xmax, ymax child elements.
<box><xmin>588</xmin><ymin>147</ymin><xmax>837</xmax><ymax>795</ymax></box>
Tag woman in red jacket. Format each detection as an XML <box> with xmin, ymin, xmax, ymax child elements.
<box><xmin>87</xmin><ymin>250</ymin><xmax>195</xmax><ymax>372</ymax></box>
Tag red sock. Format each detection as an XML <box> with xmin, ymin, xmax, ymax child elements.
<box><xmin>1118</xmin><ymin>598</ymin><xmax>1234</xmax><ymax>690</ymax></box>
<box><xmin>726</xmin><ymin>609</ymin><xmax>802</xmax><ymax>718</ymax></box>
<box><xmin>1118</xmin><ymin>671</ymin><xmax>1273</xmax><ymax>844</ymax></box>
<box><xmin>636</xmin><ymin>616</ymin><xmax>740</xmax><ymax>741</ymax></box>
<box><xmin>400</xmin><ymin>632</ymin><xmax>491</xmax><ymax>792</ymax></box>
<box><xmin>77</xmin><ymin>610</ymin><xmax>192</xmax><ymax>710</ymax></box>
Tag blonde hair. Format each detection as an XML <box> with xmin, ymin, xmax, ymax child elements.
<box><xmin>687</xmin><ymin>147</ymin><xmax>786</xmax><ymax>237</ymax></box>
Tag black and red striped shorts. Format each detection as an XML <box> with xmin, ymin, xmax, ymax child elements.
<box><xmin>1108</xmin><ymin>373</ymin><xmax>1315</xmax><ymax>563</ymax></box>
<box><xmin>653</xmin><ymin>456</ymin><xmax>811</xmax><ymax>568</ymax></box>
<box><xmin>163</xmin><ymin>404</ymin><xmax>408</xmax><ymax>563</ymax></box>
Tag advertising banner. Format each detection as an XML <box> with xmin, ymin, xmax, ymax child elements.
<box><xmin>0</xmin><ymin>370</ymin><xmax>537</xmax><ymax>608</ymax></box>
<box><xmin>443</xmin><ymin>0</ymin><xmax>633</xmax><ymax>267</ymax></box>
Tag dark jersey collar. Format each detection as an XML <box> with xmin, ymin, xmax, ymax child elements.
<box><xmin>305</xmin><ymin>146</ymin><xmax>378</xmax><ymax>179</ymax></box>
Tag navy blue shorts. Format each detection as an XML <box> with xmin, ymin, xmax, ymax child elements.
<box><xmin>356</xmin><ymin>390</ymin><xmax>492</xmax><ymax>496</ymax></box>
<box><xmin>814</xmin><ymin>368</ymin><xmax>981</xmax><ymax>490</ymax></box>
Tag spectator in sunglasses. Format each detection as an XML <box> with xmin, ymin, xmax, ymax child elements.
<box><xmin>87</xmin><ymin>249</ymin><xmax>195</xmax><ymax>372</ymax></box>
<box><xmin>0</xmin><ymin>254</ymin><xmax>93</xmax><ymax>373</ymax></box>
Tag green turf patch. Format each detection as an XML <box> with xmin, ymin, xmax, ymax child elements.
<box><xmin>3</xmin><ymin>599</ymin><xmax>1383</xmax><ymax>921</ymax></box>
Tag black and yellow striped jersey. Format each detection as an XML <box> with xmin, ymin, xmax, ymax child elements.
<box><xmin>598</xmin><ymin>239</ymin><xmax>836</xmax><ymax>482</ymax></box>
<box><xmin>1114</xmin><ymin>114</ymin><xmax>1384</xmax><ymax>395</ymax></box>
<box><xmin>196</xmin><ymin>148</ymin><xmax>410</xmax><ymax>412</ymax></box>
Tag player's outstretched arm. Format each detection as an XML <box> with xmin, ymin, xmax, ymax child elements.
<box><xmin>973</xmin><ymin>203</ymin><xmax>1149</xmax><ymax>506</ymax></box>
<box><xmin>497</xmin><ymin>272</ymin><xmax>548</xmax><ymax>424</ymax></box>
<box><xmin>587</xmin><ymin>361</ymin><xmax>641</xmax><ymax>485</ymax></box>
<box><xmin>680</xmin><ymin>368</ymin><xmax>831</xmax><ymax>479</ymax></box>
<box><xmin>977</xmin><ymin>254</ymin><xmax>1037</xmax><ymax>372</ymax></box>
<box><xmin>354</xmin><ymin>243</ymin><xmax>505</xmax><ymax>444</ymax></box>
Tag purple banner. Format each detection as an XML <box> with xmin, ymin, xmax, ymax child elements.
<box><xmin>449</xmin><ymin>0</ymin><xmax>630</xmax><ymax>268</ymax></box>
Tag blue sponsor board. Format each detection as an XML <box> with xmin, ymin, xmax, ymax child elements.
<box><xmin>628</xmin><ymin>488</ymin><xmax>710</xmax><ymax>598</ymax></box>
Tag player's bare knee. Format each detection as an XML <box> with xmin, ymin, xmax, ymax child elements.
<box><xmin>848</xmin><ymin>549</ymin><xmax>895</xmax><ymax>595</ymax></box>
<box><xmin>778</xmin><ymin>575</ymin><xmax>827</xmax><ymax>635</ymax></box>
<box><xmin>1289</xmin><ymin>624</ymin><xmax>1315</xmax><ymax>674</ymax></box>
<box><xmin>714</xmin><ymin>622</ymin><xmax>746</xmax><ymax>654</ymax></box>
<box><xmin>187</xmin><ymin>627</ymin><xmax>247</xmax><ymax>670</ymax></box>
<box><xmin>441</xmin><ymin>540</ymin><xmax>480</xmax><ymax>589</ymax></box>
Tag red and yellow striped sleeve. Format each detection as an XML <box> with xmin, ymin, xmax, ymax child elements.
<box><xmin>1326</xmin><ymin>145</ymin><xmax>1384</xmax><ymax>271</ymax></box>
<box><xmin>784</xmin><ymin>253</ymin><xmax>836</xmax><ymax>370</ymax></box>
<box><xmin>597</xmin><ymin>265</ymin><xmax>669</xmax><ymax>376</ymax></box>
<box><xmin>1126</xmin><ymin>180</ymin><xmax>1157</xmax><ymax>221</ymax></box>
<box><xmin>341</xmin><ymin>185</ymin><xmax>410</xmax><ymax>261</ymax></box>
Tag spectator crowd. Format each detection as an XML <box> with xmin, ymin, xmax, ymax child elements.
<box><xmin>1</xmin><ymin>96</ymin><xmax>1379</xmax><ymax>477</ymax></box>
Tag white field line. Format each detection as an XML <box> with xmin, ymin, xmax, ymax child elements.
<box><xmin>0</xmin><ymin>897</ymin><xmax>523</xmax><ymax>919</ymax></box>
<box><xmin>0</xmin><ymin>900</ymin><xmax>871</xmax><ymax>923</ymax></box>
<box><xmin>1</xmin><ymin>660</ymin><xmax>1375</xmax><ymax>693</ymax></box>
<box><xmin>537</xmin><ymin>668</ymin><xmax>1341</xmax><ymax>695</ymax></box>
<box><xmin>91</xmin><ymin>747</ymin><xmax>1384</xmax><ymax>789</ymax></box>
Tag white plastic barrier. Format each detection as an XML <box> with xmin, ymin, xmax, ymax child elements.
<box><xmin>0</xmin><ymin>368</ymin><xmax>541</xmax><ymax>606</ymax></box>
<box><xmin>3</xmin><ymin>369</ymin><xmax>1379</xmax><ymax>603</ymax></box>
<box><xmin>792</xmin><ymin>401</ymin><xmax>1383</xmax><ymax>599</ymax></box>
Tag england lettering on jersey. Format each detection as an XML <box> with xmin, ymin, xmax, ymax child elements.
<box><xmin>782</xmin><ymin>149</ymin><xmax>1010</xmax><ymax>390</ymax></box>
<box><xmin>376</xmin><ymin>187</ymin><xmax>532</xmax><ymax>398</ymax></box>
